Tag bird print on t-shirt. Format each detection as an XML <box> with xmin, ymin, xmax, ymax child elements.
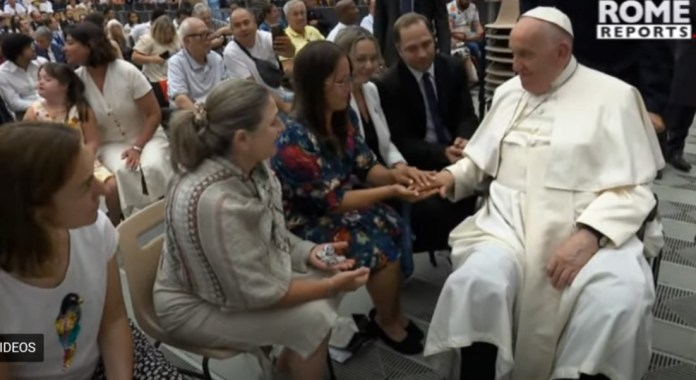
<box><xmin>55</xmin><ymin>293</ymin><xmax>83</xmax><ymax>371</ymax></box>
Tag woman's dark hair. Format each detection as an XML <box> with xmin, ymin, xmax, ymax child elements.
<box><xmin>40</xmin><ymin>63</ymin><xmax>91</xmax><ymax>123</ymax></box>
<box><xmin>0</xmin><ymin>122</ymin><xmax>83</xmax><ymax>278</ymax></box>
<box><xmin>127</xmin><ymin>11</ymin><xmax>139</xmax><ymax>26</ymax></box>
<box><xmin>1</xmin><ymin>33</ymin><xmax>33</xmax><ymax>63</ymax></box>
<box><xmin>292</xmin><ymin>40</ymin><xmax>352</xmax><ymax>155</ymax></box>
<box><xmin>170</xmin><ymin>79</ymin><xmax>270</xmax><ymax>172</ymax></box>
<box><xmin>259</xmin><ymin>3</ymin><xmax>275</xmax><ymax>23</ymax></box>
<box><xmin>10</xmin><ymin>15</ymin><xmax>21</xmax><ymax>33</ymax></box>
<box><xmin>84</xmin><ymin>12</ymin><xmax>105</xmax><ymax>27</ymax></box>
<box><xmin>65</xmin><ymin>22</ymin><xmax>117</xmax><ymax>66</ymax></box>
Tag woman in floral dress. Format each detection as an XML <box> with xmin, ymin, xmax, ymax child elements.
<box><xmin>272</xmin><ymin>41</ymin><xmax>438</xmax><ymax>355</ymax></box>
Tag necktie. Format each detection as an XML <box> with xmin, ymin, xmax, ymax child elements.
<box><xmin>400</xmin><ymin>0</ymin><xmax>413</xmax><ymax>14</ymax></box>
<box><xmin>421</xmin><ymin>72</ymin><xmax>450</xmax><ymax>144</ymax></box>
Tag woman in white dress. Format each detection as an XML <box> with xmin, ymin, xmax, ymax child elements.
<box><xmin>64</xmin><ymin>22</ymin><xmax>174</xmax><ymax>217</ymax></box>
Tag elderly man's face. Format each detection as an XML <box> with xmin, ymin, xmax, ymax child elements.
<box><xmin>510</xmin><ymin>17</ymin><xmax>570</xmax><ymax>95</ymax></box>
<box><xmin>397</xmin><ymin>20</ymin><xmax>436</xmax><ymax>73</ymax></box>
<box><xmin>287</xmin><ymin>3</ymin><xmax>307</xmax><ymax>31</ymax></box>
<box><xmin>36</xmin><ymin>36</ymin><xmax>50</xmax><ymax>50</ymax></box>
<box><xmin>184</xmin><ymin>19</ymin><xmax>212</xmax><ymax>56</ymax></box>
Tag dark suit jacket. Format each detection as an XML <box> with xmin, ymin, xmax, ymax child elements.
<box><xmin>307</xmin><ymin>8</ymin><xmax>333</xmax><ymax>37</ymax></box>
<box><xmin>0</xmin><ymin>95</ymin><xmax>15</xmax><ymax>126</ymax></box>
<box><xmin>669</xmin><ymin>0</ymin><xmax>696</xmax><ymax>107</ymax></box>
<box><xmin>375</xmin><ymin>0</ymin><xmax>451</xmax><ymax>67</ymax></box>
<box><xmin>520</xmin><ymin>0</ymin><xmax>673</xmax><ymax>115</ymax></box>
<box><xmin>35</xmin><ymin>42</ymin><xmax>66</xmax><ymax>63</ymax></box>
<box><xmin>375</xmin><ymin>54</ymin><xmax>478</xmax><ymax>171</ymax></box>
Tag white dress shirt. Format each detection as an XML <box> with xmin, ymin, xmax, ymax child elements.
<box><xmin>327</xmin><ymin>22</ymin><xmax>348</xmax><ymax>42</ymax></box>
<box><xmin>360</xmin><ymin>14</ymin><xmax>373</xmax><ymax>34</ymax></box>
<box><xmin>0</xmin><ymin>57</ymin><xmax>47</xmax><ymax>112</ymax></box>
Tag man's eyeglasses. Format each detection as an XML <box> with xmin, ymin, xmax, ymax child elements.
<box><xmin>186</xmin><ymin>31</ymin><xmax>213</xmax><ymax>40</ymax></box>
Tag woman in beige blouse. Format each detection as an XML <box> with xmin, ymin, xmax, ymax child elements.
<box><xmin>153</xmin><ymin>79</ymin><xmax>369</xmax><ymax>380</ymax></box>
<box><xmin>131</xmin><ymin>16</ymin><xmax>180</xmax><ymax>107</ymax></box>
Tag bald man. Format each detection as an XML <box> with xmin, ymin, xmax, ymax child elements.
<box><xmin>424</xmin><ymin>7</ymin><xmax>663</xmax><ymax>380</ymax></box>
<box><xmin>326</xmin><ymin>0</ymin><xmax>360</xmax><ymax>42</ymax></box>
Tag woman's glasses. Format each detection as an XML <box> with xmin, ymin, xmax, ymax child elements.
<box><xmin>325</xmin><ymin>76</ymin><xmax>354</xmax><ymax>89</ymax></box>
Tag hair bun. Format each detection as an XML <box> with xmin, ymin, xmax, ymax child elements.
<box><xmin>193</xmin><ymin>102</ymin><xmax>209</xmax><ymax>134</ymax></box>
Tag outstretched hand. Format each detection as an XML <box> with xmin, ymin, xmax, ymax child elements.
<box><xmin>309</xmin><ymin>242</ymin><xmax>355</xmax><ymax>272</ymax></box>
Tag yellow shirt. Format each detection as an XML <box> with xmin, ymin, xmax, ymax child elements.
<box><xmin>282</xmin><ymin>25</ymin><xmax>325</xmax><ymax>61</ymax></box>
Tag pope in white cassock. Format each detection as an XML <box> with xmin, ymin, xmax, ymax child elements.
<box><xmin>424</xmin><ymin>6</ymin><xmax>665</xmax><ymax>380</ymax></box>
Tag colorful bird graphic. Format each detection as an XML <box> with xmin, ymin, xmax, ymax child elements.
<box><xmin>55</xmin><ymin>293</ymin><xmax>83</xmax><ymax>371</ymax></box>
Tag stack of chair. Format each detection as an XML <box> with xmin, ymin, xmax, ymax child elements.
<box><xmin>483</xmin><ymin>0</ymin><xmax>519</xmax><ymax>108</ymax></box>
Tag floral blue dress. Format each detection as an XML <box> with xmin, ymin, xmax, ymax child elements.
<box><xmin>271</xmin><ymin>116</ymin><xmax>404</xmax><ymax>271</ymax></box>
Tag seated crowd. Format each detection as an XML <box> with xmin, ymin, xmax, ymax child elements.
<box><xmin>0</xmin><ymin>2</ymin><xmax>666</xmax><ymax>380</ymax></box>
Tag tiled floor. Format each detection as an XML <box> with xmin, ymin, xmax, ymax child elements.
<box><xmin>121</xmin><ymin>121</ymin><xmax>696</xmax><ymax>380</ymax></box>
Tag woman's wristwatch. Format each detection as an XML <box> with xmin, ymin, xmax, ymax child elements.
<box><xmin>132</xmin><ymin>145</ymin><xmax>142</xmax><ymax>153</ymax></box>
<box><xmin>577</xmin><ymin>223</ymin><xmax>609</xmax><ymax>248</ymax></box>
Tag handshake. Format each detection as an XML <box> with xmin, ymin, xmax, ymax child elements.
<box><xmin>389</xmin><ymin>138</ymin><xmax>465</xmax><ymax>202</ymax></box>
<box><xmin>389</xmin><ymin>165</ymin><xmax>456</xmax><ymax>203</ymax></box>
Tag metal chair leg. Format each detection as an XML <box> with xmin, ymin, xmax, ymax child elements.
<box><xmin>202</xmin><ymin>357</ymin><xmax>213</xmax><ymax>380</ymax></box>
<box><xmin>327</xmin><ymin>354</ymin><xmax>337</xmax><ymax>380</ymax></box>
<box><xmin>652</xmin><ymin>249</ymin><xmax>663</xmax><ymax>288</ymax></box>
<box><xmin>428</xmin><ymin>251</ymin><xmax>438</xmax><ymax>267</ymax></box>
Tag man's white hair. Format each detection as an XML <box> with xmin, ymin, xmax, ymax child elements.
<box><xmin>179</xmin><ymin>17</ymin><xmax>202</xmax><ymax>38</ymax></box>
<box><xmin>192</xmin><ymin>2</ymin><xmax>211</xmax><ymax>17</ymax></box>
<box><xmin>34</xmin><ymin>26</ymin><xmax>53</xmax><ymax>41</ymax></box>
<box><xmin>283</xmin><ymin>0</ymin><xmax>305</xmax><ymax>17</ymax></box>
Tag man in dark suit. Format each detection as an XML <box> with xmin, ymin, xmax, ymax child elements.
<box><xmin>665</xmin><ymin>0</ymin><xmax>696</xmax><ymax>172</ymax></box>
<box><xmin>34</xmin><ymin>26</ymin><xmax>65</xmax><ymax>63</ymax></box>
<box><xmin>375</xmin><ymin>12</ymin><xmax>478</xmax><ymax>253</ymax></box>
<box><xmin>519</xmin><ymin>0</ymin><xmax>673</xmax><ymax>137</ymax></box>
<box><xmin>375</xmin><ymin>0</ymin><xmax>451</xmax><ymax>66</ymax></box>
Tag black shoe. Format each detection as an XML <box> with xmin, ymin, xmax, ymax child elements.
<box><xmin>369</xmin><ymin>308</ymin><xmax>424</xmax><ymax>341</ymax></box>
<box><xmin>669</xmin><ymin>155</ymin><xmax>692</xmax><ymax>172</ymax></box>
<box><xmin>367</xmin><ymin>311</ymin><xmax>424</xmax><ymax>355</ymax></box>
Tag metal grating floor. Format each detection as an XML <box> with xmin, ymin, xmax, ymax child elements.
<box><xmin>644</xmin><ymin>352</ymin><xmax>696</xmax><ymax>380</ymax></box>
<box><xmin>662</xmin><ymin>237</ymin><xmax>696</xmax><ymax>268</ymax></box>
<box><xmin>654</xmin><ymin>285</ymin><xmax>696</xmax><ymax>327</ymax></box>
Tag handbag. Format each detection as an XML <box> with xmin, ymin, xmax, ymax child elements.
<box><xmin>234</xmin><ymin>39</ymin><xmax>285</xmax><ymax>88</ymax></box>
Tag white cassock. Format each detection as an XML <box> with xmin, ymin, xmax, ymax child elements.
<box><xmin>424</xmin><ymin>56</ymin><xmax>665</xmax><ymax>380</ymax></box>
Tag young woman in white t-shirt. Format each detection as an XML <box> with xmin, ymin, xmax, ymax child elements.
<box><xmin>0</xmin><ymin>122</ymin><xmax>182</xmax><ymax>379</ymax></box>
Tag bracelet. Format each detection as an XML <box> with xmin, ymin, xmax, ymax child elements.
<box><xmin>325</xmin><ymin>278</ymin><xmax>335</xmax><ymax>298</ymax></box>
<box><xmin>132</xmin><ymin>145</ymin><xmax>142</xmax><ymax>153</ymax></box>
